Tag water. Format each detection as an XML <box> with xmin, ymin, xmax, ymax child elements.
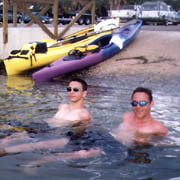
<box><xmin>0</xmin><ymin>73</ymin><xmax>180</xmax><ymax>180</ymax></box>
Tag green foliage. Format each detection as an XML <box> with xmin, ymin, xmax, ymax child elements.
<box><xmin>95</xmin><ymin>0</ymin><xmax>110</xmax><ymax>8</ymax></box>
<box><xmin>164</xmin><ymin>0</ymin><xmax>180</xmax><ymax>10</ymax></box>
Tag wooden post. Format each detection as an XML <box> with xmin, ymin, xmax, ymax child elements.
<box><xmin>1</xmin><ymin>0</ymin><xmax>96</xmax><ymax>45</ymax></box>
<box><xmin>53</xmin><ymin>0</ymin><xmax>58</xmax><ymax>38</ymax></box>
<box><xmin>26</xmin><ymin>4</ymin><xmax>50</xmax><ymax>26</ymax></box>
<box><xmin>23</xmin><ymin>3</ymin><xmax>56</xmax><ymax>39</ymax></box>
<box><xmin>57</xmin><ymin>1</ymin><xmax>93</xmax><ymax>40</ymax></box>
<box><xmin>91</xmin><ymin>0</ymin><xmax>95</xmax><ymax>25</ymax></box>
<box><xmin>16</xmin><ymin>0</ymin><xmax>26</xmax><ymax>13</ymax></box>
<box><xmin>13</xmin><ymin>1</ymin><xmax>18</xmax><ymax>27</ymax></box>
<box><xmin>3</xmin><ymin>0</ymin><xmax>8</xmax><ymax>44</ymax></box>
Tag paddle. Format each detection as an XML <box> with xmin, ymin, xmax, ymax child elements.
<box><xmin>49</xmin><ymin>18</ymin><xmax>120</xmax><ymax>48</ymax></box>
<box><xmin>62</xmin><ymin>25</ymin><xmax>94</xmax><ymax>40</ymax></box>
<box><xmin>49</xmin><ymin>26</ymin><xmax>119</xmax><ymax>48</ymax></box>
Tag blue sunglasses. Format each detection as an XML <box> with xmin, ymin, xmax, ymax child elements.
<box><xmin>131</xmin><ymin>101</ymin><xmax>148</xmax><ymax>107</ymax></box>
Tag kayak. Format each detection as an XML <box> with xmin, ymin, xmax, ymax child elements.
<box><xmin>32</xmin><ymin>20</ymin><xmax>142</xmax><ymax>82</ymax></box>
<box><xmin>2</xmin><ymin>19</ymin><xmax>120</xmax><ymax>76</ymax></box>
<box><xmin>2</xmin><ymin>30</ymin><xmax>113</xmax><ymax>76</ymax></box>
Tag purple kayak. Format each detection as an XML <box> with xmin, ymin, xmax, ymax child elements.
<box><xmin>32</xmin><ymin>20</ymin><xmax>142</xmax><ymax>82</ymax></box>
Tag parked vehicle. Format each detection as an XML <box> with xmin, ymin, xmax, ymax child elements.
<box><xmin>57</xmin><ymin>12</ymin><xmax>74</xmax><ymax>25</ymax></box>
<box><xmin>138</xmin><ymin>1</ymin><xmax>174</xmax><ymax>25</ymax></box>
<box><xmin>57</xmin><ymin>10</ymin><xmax>96</xmax><ymax>25</ymax></box>
<box><xmin>167</xmin><ymin>5</ymin><xmax>176</xmax><ymax>20</ymax></box>
<box><xmin>22</xmin><ymin>12</ymin><xmax>51</xmax><ymax>24</ymax></box>
<box><xmin>0</xmin><ymin>9</ymin><xmax>22</xmax><ymax>23</ymax></box>
<box><xmin>76</xmin><ymin>10</ymin><xmax>95</xmax><ymax>25</ymax></box>
<box><xmin>173</xmin><ymin>11</ymin><xmax>180</xmax><ymax>25</ymax></box>
<box><xmin>108</xmin><ymin>5</ymin><xmax>140</xmax><ymax>22</ymax></box>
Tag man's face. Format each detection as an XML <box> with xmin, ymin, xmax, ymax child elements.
<box><xmin>67</xmin><ymin>81</ymin><xmax>87</xmax><ymax>103</ymax></box>
<box><xmin>131</xmin><ymin>92</ymin><xmax>153</xmax><ymax>119</ymax></box>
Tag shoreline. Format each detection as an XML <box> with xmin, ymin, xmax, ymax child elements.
<box><xmin>1</xmin><ymin>29</ymin><xmax>180</xmax><ymax>80</ymax></box>
<box><xmin>83</xmin><ymin>30</ymin><xmax>180</xmax><ymax>78</ymax></box>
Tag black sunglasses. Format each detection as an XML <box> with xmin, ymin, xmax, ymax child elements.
<box><xmin>67</xmin><ymin>87</ymin><xmax>80</xmax><ymax>92</ymax></box>
<box><xmin>131</xmin><ymin>101</ymin><xmax>148</xmax><ymax>107</ymax></box>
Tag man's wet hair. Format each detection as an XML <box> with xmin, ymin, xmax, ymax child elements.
<box><xmin>131</xmin><ymin>87</ymin><xmax>153</xmax><ymax>102</ymax></box>
<box><xmin>69</xmin><ymin>78</ymin><xmax>88</xmax><ymax>91</ymax></box>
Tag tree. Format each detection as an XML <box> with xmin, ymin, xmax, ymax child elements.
<box><xmin>109</xmin><ymin>0</ymin><xmax>123</xmax><ymax>10</ymax></box>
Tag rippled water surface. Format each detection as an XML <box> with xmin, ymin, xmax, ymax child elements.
<box><xmin>0</xmin><ymin>73</ymin><xmax>180</xmax><ymax>180</ymax></box>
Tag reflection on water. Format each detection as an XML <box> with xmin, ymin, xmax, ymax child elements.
<box><xmin>0</xmin><ymin>74</ymin><xmax>180</xmax><ymax>179</ymax></box>
<box><xmin>6</xmin><ymin>75</ymin><xmax>34</xmax><ymax>95</ymax></box>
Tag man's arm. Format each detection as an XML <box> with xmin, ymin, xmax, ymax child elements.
<box><xmin>111</xmin><ymin>113</ymin><xmax>135</xmax><ymax>146</ymax></box>
<box><xmin>155</xmin><ymin>121</ymin><xmax>168</xmax><ymax>135</ymax></box>
<box><xmin>72</xmin><ymin>109</ymin><xmax>91</xmax><ymax>127</ymax></box>
<box><xmin>79</xmin><ymin>109</ymin><xmax>92</xmax><ymax>121</ymax></box>
<box><xmin>23</xmin><ymin>148</ymin><xmax>103</xmax><ymax>168</ymax></box>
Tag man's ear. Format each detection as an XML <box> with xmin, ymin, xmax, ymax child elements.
<box><xmin>150</xmin><ymin>100</ymin><xmax>154</xmax><ymax>107</ymax></box>
<box><xmin>83</xmin><ymin>90</ymin><xmax>87</xmax><ymax>97</ymax></box>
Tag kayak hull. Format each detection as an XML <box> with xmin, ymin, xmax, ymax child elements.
<box><xmin>3</xmin><ymin>28</ymin><xmax>113</xmax><ymax>76</ymax></box>
<box><xmin>33</xmin><ymin>20</ymin><xmax>143</xmax><ymax>82</ymax></box>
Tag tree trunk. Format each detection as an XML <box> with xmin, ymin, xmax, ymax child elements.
<box><xmin>109</xmin><ymin>0</ymin><xmax>122</xmax><ymax>10</ymax></box>
<box><xmin>109</xmin><ymin>0</ymin><xmax>129</xmax><ymax>10</ymax></box>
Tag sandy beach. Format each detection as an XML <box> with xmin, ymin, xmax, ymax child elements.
<box><xmin>84</xmin><ymin>29</ymin><xmax>180</xmax><ymax>80</ymax></box>
<box><xmin>1</xmin><ymin>25</ymin><xmax>180</xmax><ymax>82</ymax></box>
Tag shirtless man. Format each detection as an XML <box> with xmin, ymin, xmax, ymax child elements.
<box><xmin>46</xmin><ymin>78</ymin><xmax>91</xmax><ymax>128</ymax></box>
<box><xmin>112</xmin><ymin>87</ymin><xmax>168</xmax><ymax>147</ymax></box>
<box><xmin>0</xmin><ymin>78</ymin><xmax>101</xmax><ymax>159</ymax></box>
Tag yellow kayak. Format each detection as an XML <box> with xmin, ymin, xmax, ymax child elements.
<box><xmin>3</xmin><ymin>19</ymin><xmax>120</xmax><ymax>76</ymax></box>
<box><xmin>3</xmin><ymin>29</ymin><xmax>115</xmax><ymax>76</ymax></box>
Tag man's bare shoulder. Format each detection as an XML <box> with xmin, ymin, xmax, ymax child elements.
<box><xmin>122</xmin><ymin>112</ymin><xmax>134</xmax><ymax>122</ymax></box>
<box><xmin>113</xmin><ymin>112</ymin><xmax>134</xmax><ymax>132</ymax></box>
<box><xmin>152</xmin><ymin>119</ymin><xmax>168</xmax><ymax>135</ymax></box>
<box><xmin>79</xmin><ymin>108</ymin><xmax>92</xmax><ymax>121</ymax></box>
<box><xmin>58</xmin><ymin>104</ymin><xmax>68</xmax><ymax>109</ymax></box>
<box><xmin>57</xmin><ymin>104</ymin><xmax>70</xmax><ymax>112</ymax></box>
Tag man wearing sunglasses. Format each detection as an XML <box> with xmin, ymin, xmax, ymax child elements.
<box><xmin>112</xmin><ymin>87</ymin><xmax>168</xmax><ymax>147</ymax></box>
<box><xmin>0</xmin><ymin>78</ymin><xmax>103</xmax><ymax>161</ymax></box>
<box><xmin>46</xmin><ymin>78</ymin><xmax>91</xmax><ymax>128</ymax></box>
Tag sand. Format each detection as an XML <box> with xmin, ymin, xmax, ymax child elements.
<box><xmin>1</xmin><ymin>27</ymin><xmax>180</xmax><ymax>82</ymax></box>
<box><xmin>85</xmin><ymin>30</ymin><xmax>180</xmax><ymax>79</ymax></box>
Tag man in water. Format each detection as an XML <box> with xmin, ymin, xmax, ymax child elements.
<box><xmin>46</xmin><ymin>77</ymin><xmax>91</xmax><ymax>128</ymax></box>
<box><xmin>22</xmin><ymin>86</ymin><xmax>168</xmax><ymax>166</ymax></box>
<box><xmin>112</xmin><ymin>87</ymin><xmax>168</xmax><ymax>147</ymax></box>
<box><xmin>0</xmin><ymin>78</ymin><xmax>102</xmax><ymax>159</ymax></box>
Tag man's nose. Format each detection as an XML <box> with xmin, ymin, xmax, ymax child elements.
<box><xmin>136</xmin><ymin>104</ymin><xmax>141</xmax><ymax>108</ymax></box>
